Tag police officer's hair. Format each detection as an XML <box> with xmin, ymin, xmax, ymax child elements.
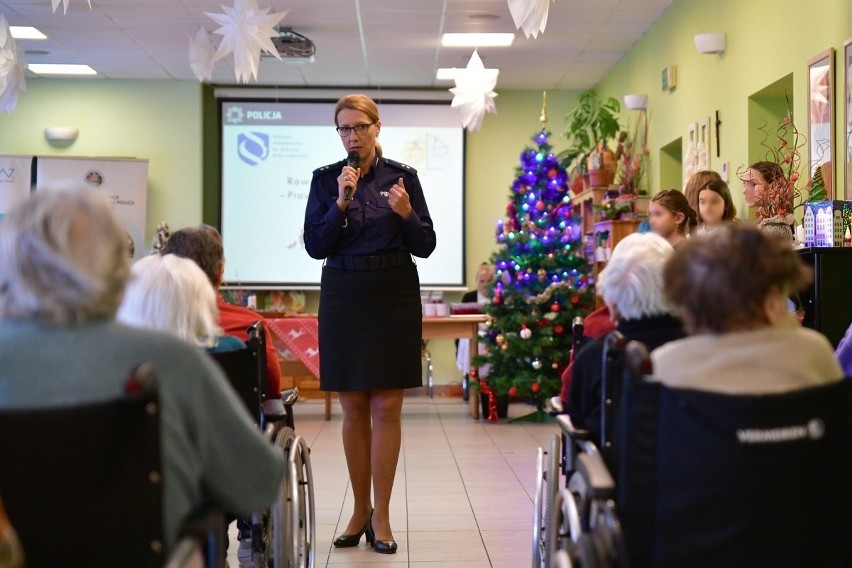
<box><xmin>334</xmin><ymin>94</ymin><xmax>380</xmax><ymax>126</ymax></box>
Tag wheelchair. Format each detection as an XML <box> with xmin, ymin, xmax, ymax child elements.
<box><xmin>211</xmin><ymin>322</ymin><xmax>315</xmax><ymax>568</ymax></box>
<box><xmin>543</xmin><ymin>335</ymin><xmax>852</xmax><ymax>567</ymax></box>
<box><xmin>615</xmin><ymin>341</ymin><xmax>852</xmax><ymax>567</ymax></box>
<box><xmin>534</xmin><ymin>327</ymin><xmax>629</xmax><ymax>568</ymax></box>
<box><xmin>0</xmin><ymin>364</ymin><xmax>223</xmax><ymax>568</ymax></box>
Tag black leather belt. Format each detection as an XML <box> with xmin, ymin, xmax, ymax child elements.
<box><xmin>325</xmin><ymin>252</ymin><xmax>412</xmax><ymax>271</ymax></box>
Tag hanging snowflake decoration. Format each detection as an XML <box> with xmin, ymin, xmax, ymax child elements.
<box><xmin>205</xmin><ymin>0</ymin><xmax>287</xmax><ymax>83</ymax></box>
<box><xmin>449</xmin><ymin>50</ymin><xmax>498</xmax><ymax>132</ymax></box>
<box><xmin>507</xmin><ymin>0</ymin><xmax>552</xmax><ymax>39</ymax></box>
<box><xmin>0</xmin><ymin>15</ymin><xmax>26</xmax><ymax>114</ymax></box>
<box><xmin>51</xmin><ymin>0</ymin><xmax>92</xmax><ymax>15</ymax></box>
<box><xmin>188</xmin><ymin>27</ymin><xmax>217</xmax><ymax>82</ymax></box>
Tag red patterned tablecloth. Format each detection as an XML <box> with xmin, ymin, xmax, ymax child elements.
<box><xmin>266</xmin><ymin>317</ymin><xmax>320</xmax><ymax>378</ymax></box>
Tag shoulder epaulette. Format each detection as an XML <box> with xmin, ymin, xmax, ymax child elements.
<box><xmin>383</xmin><ymin>157</ymin><xmax>418</xmax><ymax>175</ymax></box>
<box><xmin>313</xmin><ymin>159</ymin><xmax>346</xmax><ymax>176</ymax></box>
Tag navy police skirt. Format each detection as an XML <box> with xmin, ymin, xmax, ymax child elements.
<box><xmin>318</xmin><ymin>255</ymin><xmax>422</xmax><ymax>392</ymax></box>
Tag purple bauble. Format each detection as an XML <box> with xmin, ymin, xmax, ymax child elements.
<box><xmin>534</xmin><ymin>131</ymin><xmax>548</xmax><ymax>145</ymax></box>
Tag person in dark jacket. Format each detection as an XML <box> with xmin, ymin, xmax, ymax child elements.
<box><xmin>567</xmin><ymin>233</ymin><xmax>685</xmax><ymax>443</ymax></box>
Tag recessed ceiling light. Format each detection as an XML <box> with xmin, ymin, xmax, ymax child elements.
<box><xmin>436</xmin><ymin>67</ymin><xmax>499</xmax><ymax>81</ymax></box>
<box><xmin>467</xmin><ymin>13</ymin><xmax>501</xmax><ymax>21</ymax></box>
<box><xmin>10</xmin><ymin>26</ymin><xmax>47</xmax><ymax>40</ymax></box>
<box><xmin>28</xmin><ymin>64</ymin><xmax>97</xmax><ymax>75</ymax></box>
<box><xmin>441</xmin><ymin>33</ymin><xmax>514</xmax><ymax>47</ymax></box>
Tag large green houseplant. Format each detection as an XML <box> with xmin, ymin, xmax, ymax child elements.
<box><xmin>559</xmin><ymin>90</ymin><xmax>622</xmax><ymax>180</ymax></box>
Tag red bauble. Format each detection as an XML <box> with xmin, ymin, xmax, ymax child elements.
<box><xmin>550</xmin><ymin>301</ymin><xmax>560</xmax><ymax>312</ymax></box>
<box><xmin>553</xmin><ymin>324</ymin><xmax>565</xmax><ymax>334</ymax></box>
<box><xmin>536</xmin><ymin>319</ymin><xmax>549</xmax><ymax>328</ymax></box>
<box><xmin>531</xmin><ymin>382</ymin><xmax>541</xmax><ymax>393</ymax></box>
<box><xmin>508</xmin><ymin>386</ymin><xmax>518</xmax><ymax>397</ymax></box>
<box><xmin>535</xmin><ymin>201</ymin><xmax>545</xmax><ymax>211</ymax></box>
<box><xmin>470</xmin><ymin>369</ymin><xmax>478</xmax><ymax>378</ymax></box>
<box><xmin>493</xmin><ymin>295</ymin><xmax>502</xmax><ymax>305</ymax></box>
<box><xmin>571</xmin><ymin>294</ymin><xmax>580</xmax><ymax>304</ymax></box>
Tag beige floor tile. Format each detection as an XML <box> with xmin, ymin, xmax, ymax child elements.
<box><xmin>273</xmin><ymin>397</ymin><xmax>546</xmax><ymax>567</ymax></box>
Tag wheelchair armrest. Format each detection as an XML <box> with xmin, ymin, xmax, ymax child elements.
<box><xmin>575</xmin><ymin>450</ymin><xmax>615</xmax><ymax>500</ymax></box>
<box><xmin>262</xmin><ymin>399</ymin><xmax>285</xmax><ymax>417</ymax></box>
<box><xmin>547</xmin><ymin>396</ymin><xmax>565</xmax><ymax>416</ymax></box>
<box><xmin>280</xmin><ymin>388</ymin><xmax>299</xmax><ymax>405</ymax></box>
<box><xmin>556</xmin><ymin>413</ymin><xmax>594</xmax><ymax>442</ymax></box>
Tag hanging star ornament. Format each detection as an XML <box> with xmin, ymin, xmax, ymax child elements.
<box><xmin>0</xmin><ymin>15</ymin><xmax>26</xmax><ymax>114</ymax></box>
<box><xmin>507</xmin><ymin>0</ymin><xmax>552</xmax><ymax>39</ymax></box>
<box><xmin>51</xmin><ymin>0</ymin><xmax>92</xmax><ymax>15</ymax></box>
<box><xmin>205</xmin><ymin>0</ymin><xmax>287</xmax><ymax>83</ymax></box>
<box><xmin>188</xmin><ymin>27</ymin><xmax>217</xmax><ymax>82</ymax></box>
<box><xmin>449</xmin><ymin>50</ymin><xmax>498</xmax><ymax>132</ymax></box>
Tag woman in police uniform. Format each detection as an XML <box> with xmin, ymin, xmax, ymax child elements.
<box><xmin>304</xmin><ymin>94</ymin><xmax>436</xmax><ymax>554</ymax></box>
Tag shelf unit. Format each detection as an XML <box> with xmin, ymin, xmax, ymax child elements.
<box><xmin>591</xmin><ymin>218</ymin><xmax>642</xmax><ymax>308</ymax></box>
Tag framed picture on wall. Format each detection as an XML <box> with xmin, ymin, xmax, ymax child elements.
<box><xmin>807</xmin><ymin>48</ymin><xmax>835</xmax><ymax>195</ymax></box>
<box><xmin>844</xmin><ymin>38</ymin><xmax>852</xmax><ymax>200</ymax></box>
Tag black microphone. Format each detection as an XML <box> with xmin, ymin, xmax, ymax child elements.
<box><xmin>343</xmin><ymin>151</ymin><xmax>360</xmax><ymax>201</ymax></box>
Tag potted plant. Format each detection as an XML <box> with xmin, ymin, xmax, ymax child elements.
<box><xmin>559</xmin><ymin>90</ymin><xmax>623</xmax><ymax>188</ymax></box>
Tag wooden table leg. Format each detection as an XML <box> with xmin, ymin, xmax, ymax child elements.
<box><xmin>325</xmin><ymin>392</ymin><xmax>331</xmax><ymax>421</ymax></box>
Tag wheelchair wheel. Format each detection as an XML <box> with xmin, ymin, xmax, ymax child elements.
<box><xmin>590</xmin><ymin>501</ymin><xmax>628</xmax><ymax>568</ymax></box>
<box><xmin>543</xmin><ymin>434</ymin><xmax>562</xmax><ymax>567</ymax></box>
<box><xmin>547</xmin><ymin>489</ymin><xmax>582</xmax><ymax>564</ymax></box>
<box><xmin>532</xmin><ymin>446</ymin><xmax>545</xmax><ymax>567</ymax></box>
<box><xmin>566</xmin><ymin>469</ymin><xmax>591</xmax><ymax>532</ymax></box>
<box><xmin>287</xmin><ymin>436</ymin><xmax>315</xmax><ymax>568</ymax></box>
<box><xmin>552</xmin><ymin>549</ymin><xmax>574</xmax><ymax>568</ymax></box>
<box><xmin>273</xmin><ymin>426</ymin><xmax>296</xmax><ymax>567</ymax></box>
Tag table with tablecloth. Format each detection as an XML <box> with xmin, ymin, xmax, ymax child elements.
<box><xmin>264</xmin><ymin>314</ymin><xmax>487</xmax><ymax>420</ymax></box>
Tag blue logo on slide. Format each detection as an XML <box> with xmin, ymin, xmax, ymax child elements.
<box><xmin>237</xmin><ymin>132</ymin><xmax>270</xmax><ymax>166</ymax></box>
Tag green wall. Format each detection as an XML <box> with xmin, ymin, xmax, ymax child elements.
<box><xmin>595</xmin><ymin>0</ymin><xmax>852</xmax><ymax>214</ymax></box>
<box><xmin>0</xmin><ymin>79</ymin><xmax>204</xmax><ymax>244</ymax></box>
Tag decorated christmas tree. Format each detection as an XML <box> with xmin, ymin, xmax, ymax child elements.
<box><xmin>475</xmin><ymin>128</ymin><xmax>595</xmax><ymax>419</ymax></box>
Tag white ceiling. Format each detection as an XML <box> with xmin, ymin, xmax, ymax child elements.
<box><xmin>0</xmin><ymin>0</ymin><xmax>675</xmax><ymax>89</ymax></box>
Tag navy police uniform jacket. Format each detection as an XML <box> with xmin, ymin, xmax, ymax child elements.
<box><xmin>303</xmin><ymin>156</ymin><xmax>436</xmax><ymax>260</ymax></box>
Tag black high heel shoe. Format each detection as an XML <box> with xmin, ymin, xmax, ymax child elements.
<box><xmin>366</xmin><ymin>511</ymin><xmax>398</xmax><ymax>554</ymax></box>
<box><xmin>332</xmin><ymin>510</ymin><xmax>372</xmax><ymax>548</ymax></box>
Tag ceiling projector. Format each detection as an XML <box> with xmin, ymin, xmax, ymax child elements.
<box><xmin>265</xmin><ymin>27</ymin><xmax>316</xmax><ymax>62</ymax></box>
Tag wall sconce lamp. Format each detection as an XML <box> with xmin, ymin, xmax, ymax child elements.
<box><xmin>624</xmin><ymin>94</ymin><xmax>648</xmax><ymax>110</ymax></box>
<box><xmin>694</xmin><ymin>33</ymin><xmax>726</xmax><ymax>54</ymax></box>
<box><xmin>44</xmin><ymin>127</ymin><xmax>79</xmax><ymax>143</ymax></box>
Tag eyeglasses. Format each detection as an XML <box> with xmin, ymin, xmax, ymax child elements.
<box><xmin>336</xmin><ymin>123</ymin><xmax>374</xmax><ymax>137</ymax></box>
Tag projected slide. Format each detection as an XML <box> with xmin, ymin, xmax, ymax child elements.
<box><xmin>220</xmin><ymin>101</ymin><xmax>465</xmax><ymax>288</ymax></box>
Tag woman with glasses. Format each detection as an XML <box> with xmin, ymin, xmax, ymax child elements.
<box><xmin>303</xmin><ymin>94</ymin><xmax>436</xmax><ymax>555</ymax></box>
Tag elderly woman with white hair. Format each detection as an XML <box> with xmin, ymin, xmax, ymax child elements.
<box><xmin>117</xmin><ymin>254</ymin><xmax>244</xmax><ymax>352</ymax></box>
<box><xmin>0</xmin><ymin>187</ymin><xmax>283</xmax><ymax>553</ymax></box>
<box><xmin>567</xmin><ymin>232</ymin><xmax>685</xmax><ymax>441</ymax></box>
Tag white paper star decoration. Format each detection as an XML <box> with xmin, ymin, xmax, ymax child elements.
<box><xmin>205</xmin><ymin>0</ymin><xmax>287</xmax><ymax>83</ymax></box>
<box><xmin>0</xmin><ymin>15</ymin><xmax>26</xmax><ymax>113</ymax></box>
<box><xmin>508</xmin><ymin>0</ymin><xmax>552</xmax><ymax>39</ymax></box>
<box><xmin>188</xmin><ymin>28</ymin><xmax>217</xmax><ymax>82</ymax></box>
<box><xmin>449</xmin><ymin>50</ymin><xmax>498</xmax><ymax>132</ymax></box>
<box><xmin>51</xmin><ymin>0</ymin><xmax>92</xmax><ymax>15</ymax></box>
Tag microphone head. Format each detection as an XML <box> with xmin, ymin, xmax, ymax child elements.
<box><xmin>347</xmin><ymin>150</ymin><xmax>361</xmax><ymax>168</ymax></box>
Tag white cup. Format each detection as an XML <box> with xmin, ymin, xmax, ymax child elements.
<box><xmin>435</xmin><ymin>303</ymin><xmax>450</xmax><ymax>317</ymax></box>
<box><xmin>423</xmin><ymin>303</ymin><xmax>437</xmax><ymax>317</ymax></box>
